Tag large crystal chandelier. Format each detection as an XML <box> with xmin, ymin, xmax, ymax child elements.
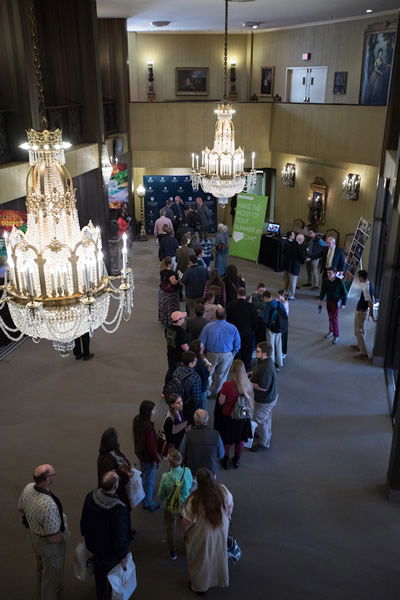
<box><xmin>191</xmin><ymin>0</ymin><xmax>257</xmax><ymax>198</ymax></box>
<box><xmin>0</xmin><ymin>128</ymin><xmax>134</xmax><ymax>356</ymax></box>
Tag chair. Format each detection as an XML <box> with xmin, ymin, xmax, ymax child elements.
<box><xmin>325</xmin><ymin>228</ymin><xmax>340</xmax><ymax>246</ymax></box>
<box><xmin>292</xmin><ymin>218</ymin><xmax>305</xmax><ymax>232</ymax></box>
<box><xmin>343</xmin><ymin>233</ymin><xmax>354</xmax><ymax>255</ymax></box>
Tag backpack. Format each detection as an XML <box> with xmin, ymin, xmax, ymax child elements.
<box><xmin>269</xmin><ymin>304</ymin><xmax>288</xmax><ymax>334</ymax></box>
<box><xmin>166</xmin><ymin>468</ymin><xmax>186</xmax><ymax>514</ymax></box>
<box><xmin>163</xmin><ymin>371</ymin><xmax>192</xmax><ymax>401</ymax></box>
<box><xmin>231</xmin><ymin>394</ymin><xmax>251</xmax><ymax>420</ymax></box>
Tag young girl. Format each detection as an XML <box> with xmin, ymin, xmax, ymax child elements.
<box><xmin>132</xmin><ymin>400</ymin><xmax>161</xmax><ymax>512</ymax></box>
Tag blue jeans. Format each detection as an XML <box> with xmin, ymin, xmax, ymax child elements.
<box><xmin>200</xmin><ymin>389</ymin><xmax>208</xmax><ymax>410</ymax></box>
<box><xmin>140</xmin><ymin>461</ymin><xmax>157</xmax><ymax>508</ymax></box>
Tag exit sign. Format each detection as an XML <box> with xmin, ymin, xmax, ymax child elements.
<box><xmin>302</xmin><ymin>52</ymin><xmax>311</xmax><ymax>60</ymax></box>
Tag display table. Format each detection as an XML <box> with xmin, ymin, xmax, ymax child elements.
<box><xmin>258</xmin><ymin>235</ymin><xmax>286</xmax><ymax>272</ymax></box>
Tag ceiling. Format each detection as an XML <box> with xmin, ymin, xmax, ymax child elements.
<box><xmin>96</xmin><ymin>0</ymin><xmax>399</xmax><ymax>32</ymax></box>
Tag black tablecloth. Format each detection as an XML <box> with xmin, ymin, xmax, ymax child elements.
<box><xmin>258</xmin><ymin>235</ymin><xmax>286</xmax><ymax>272</ymax></box>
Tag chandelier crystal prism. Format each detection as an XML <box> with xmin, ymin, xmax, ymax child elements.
<box><xmin>0</xmin><ymin>128</ymin><xmax>134</xmax><ymax>356</ymax></box>
<box><xmin>190</xmin><ymin>0</ymin><xmax>257</xmax><ymax>198</ymax></box>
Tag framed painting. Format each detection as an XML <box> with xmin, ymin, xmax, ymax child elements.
<box><xmin>333</xmin><ymin>71</ymin><xmax>348</xmax><ymax>95</ymax></box>
<box><xmin>360</xmin><ymin>28</ymin><xmax>396</xmax><ymax>105</ymax></box>
<box><xmin>175</xmin><ymin>68</ymin><xmax>208</xmax><ymax>95</ymax></box>
<box><xmin>260</xmin><ymin>67</ymin><xmax>274</xmax><ymax>96</ymax></box>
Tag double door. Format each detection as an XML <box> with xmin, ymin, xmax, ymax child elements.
<box><xmin>286</xmin><ymin>67</ymin><xmax>327</xmax><ymax>103</ymax></box>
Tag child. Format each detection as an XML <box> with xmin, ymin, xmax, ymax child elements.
<box><xmin>200</xmin><ymin>234</ymin><xmax>213</xmax><ymax>268</ymax></box>
<box><xmin>158</xmin><ymin>449</ymin><xmax>193</xmax><ymax>560</ymax></box>
<box><xmin>276</xmin><ymin>290</ymin><xmax>289</xmax><ymax>358</ymax></box>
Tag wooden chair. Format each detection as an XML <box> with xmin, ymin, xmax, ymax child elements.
<box><xmin>343</xmin><ymin>233</ymin><xmax>354</xmax><ymax>255</ymax></box>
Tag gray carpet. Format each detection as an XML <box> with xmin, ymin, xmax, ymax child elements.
<box><xmin>1</xmin><ymin>240</ymin><xmax>398</xmax><ymax>599</ymax></box>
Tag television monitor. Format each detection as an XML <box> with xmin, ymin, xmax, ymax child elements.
<box><xmin>263</xmin><ymin>222</ymin><xmax>280</xmax><ymax>235</ymax></box>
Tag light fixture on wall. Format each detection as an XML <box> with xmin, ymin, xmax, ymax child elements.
<box><xmin>0</xmin><ymin>129</ymin><xmax>134</xmax><ymax>355</ymax></box>
<box><xmin>342</xmin><ymin>173</ymin><xmax>361</xmax><ymax>201</ymax></box>
<box><xmin>101</xmin><ymin>142</ymin><xmax>113</xmax><ymax>185</ymax></box>
<box><xmin>191</xmin><ymin>0</ymin><xmax>257</xmax><ymax>198</ymax></box>
<box><xmin>136</xmin><ymin>183</ymin><xmax>148</xmax><ymax>241</ymax></box>
<box><xmin>147</xmin><ymin>60</ymin><xmax>155</xmax><ymax>101</ymax></box>
<box><xmin>228</xmin><ymin>61</ymin><xmax>238</xmax><ymax>101</ymax></box>
<box><xmin>282</xmin><ymin>163</ymin><xmax>296</xmax><ymax>187</ymax></box>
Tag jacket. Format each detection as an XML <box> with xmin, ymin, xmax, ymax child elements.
<box><xmin>80</xmin><ymin>488</ymin><xmax>132</xmax><ymax>560</ymax></box>
<box><xmin>226</xmin><ymin>298</ymin><xmax>258</xmax><ymax>334</ymax></box>
<box><xmin>182</xmin><ymin>425</ymin><xmax>224</xmax><ymax>476</ymax></box>
<box><xmin>283</xmin><ymin>241</ymin><xmax>306</xmax><ymax>276</ymax></box>
<box><xmin>320</xmin><ymin>246</ymin><xmax>345</xmax><ymax>272</ymax></box>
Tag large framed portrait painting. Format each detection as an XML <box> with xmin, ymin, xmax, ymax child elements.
<box><xmin>360</xmin><ymin>28</ymin><xmax>396</xmax><ymax>106</ymax></box>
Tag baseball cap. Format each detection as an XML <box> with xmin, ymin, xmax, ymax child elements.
<box><xmin>171</xmin><ymin>311</ymin><xmax>187</xmax><ymax>323</ymax></box>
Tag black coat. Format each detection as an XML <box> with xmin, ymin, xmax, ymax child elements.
<box><xmin>226</xmin><ymin>298</ymin><xmax>258</xmax><ymax>335</ymax></box>
<box><xmin>282</xmin><ymin>241</ymin><xmax>306</xmax><ymax>276</ymax></box>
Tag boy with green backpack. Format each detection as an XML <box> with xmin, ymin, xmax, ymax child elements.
<box><xmin>158</xmin><ymin>448</ymin><xmax>193</xmax><ymax>560</ymax></box>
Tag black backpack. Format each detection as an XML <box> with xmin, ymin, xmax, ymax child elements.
<box><xmin>163</xmin><ymin>371</ymin><xmax>192</xmax><ymax>401</ymax></box>
<box><xmin>269</xmin><ymin>304</ymin><xmax>288</xmax><ymax>334</ymax></box>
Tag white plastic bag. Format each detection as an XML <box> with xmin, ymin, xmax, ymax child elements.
<box><xmin>108</xmin><ymin>553</ymin><xmax>137</xmax><ymax>600</ymax></box>
<box><xmin>126</xmin><ymin>467</ymin><xmax>145</xmax><ymax>507</ymax></box>
<box><xmin>74</xmin><ymin>540</ymin><xmax>94</xmax><ymax>581</ymax></box>
<box><xmin>243</xmin><ymin>420</ymin><xmax>257</xmax><ymax>448</ymax></box>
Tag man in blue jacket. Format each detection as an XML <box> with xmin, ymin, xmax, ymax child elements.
<box><xmin>81</xmin><ymin>471</ymin><xmax>132</xmax><ymax>600</ymax></box>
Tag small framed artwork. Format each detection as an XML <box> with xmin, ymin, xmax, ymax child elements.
<box><xmin>333</xmin><ymin>71</ymin><xmax>348</xmax><ymax>95</ymax></box>
<box><xmin>260</xmin><ymin>67</ymin><xmax>274</xmax><ymax>96</ymax></box>
<box><xmin>360</xmin><ymin>27</ymin><xmax>396</xmax><ymax>105</ymax></box>
<box><xmin>175</xmin><ymin>68</ymin><xmax>208</xmax><ymax>95</ymax></box>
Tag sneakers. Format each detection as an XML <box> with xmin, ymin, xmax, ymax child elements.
<box><xmin>325</xmin><ymin>332</ymin><xmax>334</xmax><ymax>339</ymax></box>
<box><xmin>353</xmin><ymin>354</ymin><xmax>368</xmax><ymax>360</ymax></box>
<box><xmin>143</xmin><ymin>503</ymin><xmax>160</xmax><ymax>512</ymax></box>
<box><xmin>169</xmin><ymin>549</ymin><xmax>177</xmax><ymax>560</ymax></box>
<box><xmin>332</xmin><ymin>337</ymin><xmax>339</xmax><ymax>344</ymax></box>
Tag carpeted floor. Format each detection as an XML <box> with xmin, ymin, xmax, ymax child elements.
<box><xmin>1</xmin><ymin>240</ymin><xmax>398</xmax><ymax>599</ymax></box>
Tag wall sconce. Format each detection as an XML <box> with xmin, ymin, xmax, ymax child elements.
<box><xmin>101</xmin><ymin>142</ymin><xmax>113</xmax><ymax>186</ymax></box>
<box><xmin>136</xmin><ymin>183</ymin><xmax>148</xmax><ymax>241</ymax></box>
<box><xmin>228</xmin><ymin>62</ymin><xmax>237</xmax><ymax>101</ymax></box>
<box><xmin>282</xmin><ymin>163</ymin><xmax>296</xmax><ymax>187</ymax></box>
<box><xmin>147</xmin><ymin>60</ymin><xmax>155</xmax><ymax>102</ymax></box>
<box><xmin>342</xmin><ymin>173</ymin><xmax>361</xmax><ymax>201</ymax></box>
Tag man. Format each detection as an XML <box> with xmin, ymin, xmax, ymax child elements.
<box><xmin>303</xmin><ymin>227</ymin><xmax>326</xmax><ymax>289</ymax></box>
<box><xmin>186</xmin><ymin>303</ymin><xmax>208</xmax><ymax>341</ymax></box>
<box><xmin>319</xmin><ymin>236</ymin><xmax>345</xmax><ymax>280</ymax></box>
<box><xmin>194</xmin><ymin>196</ymin><xmax>211</xmax><ymax>240</ymax></box>
<box><xmin>353</xmin><ymin>269</ymin><xmax>375</xmax><ymax>360</ymax></box>
<box><xmin>165</xmin><ymin>198</ymin><xmax>175</xmax><ymax>223</ymax></box>
<box><xmin>154</xmin><ymin>208</ymin><xmax>173</xmax><ymax>240</ymax></box>
<box><xmin>171</xmin><ymin>195</ymin><xmax>186</xmax><ymax>233</ymax></box>
<box><xmin>250</xmin><ymin>342</ymin><xmax>278</xmax><ymax>451</ymax></box>
<box><xmin>181</xmin><ymin>409</ymin><xmax>224</xmax><ymax>477</ymax></box>
<box><xmin>261</xmin><ymin>290</ymin><xmax>288</xmax><ymax>370</ymax></box>
<box><xmin>251</xmin><ymin>282</ymin><xmax>267</xmax><ymax>343</ymax></box>
<box><xmin>181</xmin><ymin>254</ymin><xmax>209</xmax><ymax>315</ymax></box>
<box><xmin>172</xmin><ymin>351</ymin><xmax>202</xmax><ymax>422</ymax></box>
<box><xmin>282</xmin><ymin>233</ymin><xmax>306</xmax><ymax>300</ymax></box>
<box><xmin>159</xmin><ymin>225</ymin><xmax>179</xmax><ymax>263</ymax></box>
<box><xmin>226</xmin><ymin>287</ymin><xmax>258</xmax><ymax>370</ymax></box>
<box><xmin>318</xmin><ymin>267</ymin><xmax>348</xmax><ymax>344</ymax></box>
<box><xmin>199</xmin><ymin>307</ymin><xmax>241</xmax><ymax>396</ymax></box>
<box><xmin>18</xmin><ymin>464</ymin><xmax>66</xmax><ymax>599</ymax></box>
<box><xmin>81</xmin><ymin>471</ymin><xmax>132</xmax><ymax>600</ymax></box>
<box><xmin>165</xmin><ymin>310</ymin><xmax>189</xmax><ymax>382</ymax></box>
<box><xmin>176</xmin><ymin>235</ymin><xmax>195</xmax><ymax>274</ymax></box>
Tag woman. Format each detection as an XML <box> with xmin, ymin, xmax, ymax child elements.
<box><xmin>159</xmin><ymin>256</ymin><xmax>180</xmax><ymax>326</ymax></box>
<box><xmin>204</xmin><ymin>268</ymin><xmax>226</xmax><ymax>306</ymax></box>
<box><xmin>217</xmin><ymin>360</ymin><xmax>253</xmax><ymax>469</ymax></box>
<box><xmin>132</xmin><ymin>400</ymin><xmax>161</xmax><ymax>512</ymax></box>
<box><xmin>161</xmin><ymin>393</ymin><xmax>188</xmax><ymax>450</ymax></box>
<box><xmin>182</xmin><ymin>467</ymin><xmax>233</xmax><ymax>595</ymax></box>
<box><xmin>223</xmin><ymin>264</ymin><xmax>245</xmax><ymax>305</ymax></box>
<box><xmin>97</xmin><ymin>427</ymin><xmax>132</xmax><ymax>505</ymax></box>
<box><xmin>189</xmin><ymin>340</ymin><xmax>212</xmax><ymax>410</ymax></box>
<box><xmin>201</xmin><ymin>292</ymin><xmax>220</xmax><ymax>321</ymax></box>
<box><xmin>215</xmin><ymin>223</ymin><xmax>229</xmax><ymax>276</ymax></box>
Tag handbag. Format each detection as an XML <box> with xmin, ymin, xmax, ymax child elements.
<box><xmin>125</xmin><ymin>467</ymin><xmax>145</xmax><ymax>508</ymax></box>
<box><xmin>231</xmin><ymin>394</ymin><xmax>251</xmax><ymax>420</ymax></box>
<box><xmin>156</xmin><ymin>427</ymin><xmax>170</xmax><ymax>458</ymax></box>
<box><xmin>107</xmin><ymin>552</ymin><xmax>137</xmax><ymax>600</ymax></box>
<box><xmin>74</xmin><ymin>540</ymin><xmax>94</xmax><ymax>581</ymax></box>
<box><xmin>227</xmin><ymin>533</ymin><xmax>242</xmax><ymax>563</ymax></box>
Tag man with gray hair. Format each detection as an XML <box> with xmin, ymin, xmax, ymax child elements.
<box><xmin>80</xmin><ymin>471</ymin><xmax>133</xmax><ymax>600</ymax></box>
<box><xmin>18</xmin><ymin>464</ymin><xmax>66</xmax><ymax>599</ymax></box>
<box><xmin>181</xmin><ymin>409</ymin><xmax>224</xmax><ymax>477</ymax></box>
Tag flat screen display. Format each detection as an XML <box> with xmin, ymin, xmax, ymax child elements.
<box><xmin>263</xmin><ymin>222</ymin><xmax>280</xmax><ymax>235</ymax></box>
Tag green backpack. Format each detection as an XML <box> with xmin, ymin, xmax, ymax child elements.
<box><xmin>166</xmin><ymin>468</ymin><xmax>186</xmax><ymax>514</ymax></box>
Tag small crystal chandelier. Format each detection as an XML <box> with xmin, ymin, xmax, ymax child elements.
<box><xmin>282</xmin><ymin>163</ymin><xmax>296</xmax><ymax>187</ymax></box>
<box><xmin>0</xmin><ymin>128</ymin><xmax>134</xmax><ymax>356</ymax></box>
<box><xmin>342</xmin><ymin>173</ymin><xmax>361</xmax><ymax>201</ymax></box>
<box><xmin>191</xmin><ymin>0</ymin><xmax>257</xmax><ymax>198</ymax></box>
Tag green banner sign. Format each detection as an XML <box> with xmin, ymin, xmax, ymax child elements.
<box><xmin>230</xmin><ymin>193</ymin><xmax>269</xmax><ymax>261</ymax></box>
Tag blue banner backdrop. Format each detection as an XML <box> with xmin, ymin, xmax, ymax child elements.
<box><xmin>143</xmin><ymin>175</ymin><xmax>217</xmax><ymax>235</ymax></box>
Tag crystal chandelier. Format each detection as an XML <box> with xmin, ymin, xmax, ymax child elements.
<box><xmin>190</xmin><ymin>0</ymin><xmax>257</xmax><ymax>198</ymax></box>
<box><xmin>342</xmin><ymin>173</ymin><xmax>361</xmax><ymax>201</ymax></box>
<box><xmin>0</xmin><ymin>128</ymin><xmax>134</xmax><ymax>356</ymax></box>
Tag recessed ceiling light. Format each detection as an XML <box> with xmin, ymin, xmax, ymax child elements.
<box><xmin>242</xmin><ymin>21</ymin><xmax>262</xmax><ymax>28</ymax></box>
<box><xmin>151</xmin><ymin>21</ymin><xmax>171</xmax><ymax>27</ymax></box>
<box><xmin>365</xmin><ymin>8</ymin><xmax>374</xmax><ymax>12</ymax></box>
